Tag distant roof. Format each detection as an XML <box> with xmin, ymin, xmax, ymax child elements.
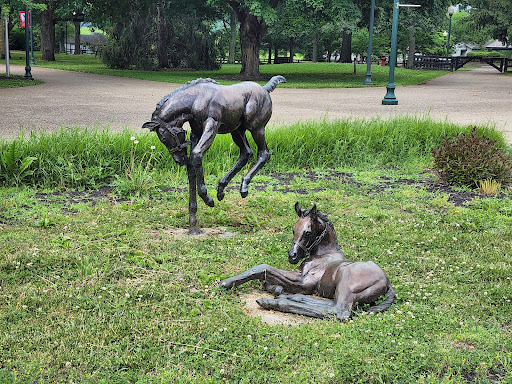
<box><xmin>485</xmin><ymin>40</ymin><xmax>512</xmax><ymax>50</ymax></box>
<box><xmin>80</xmin><ymin>33</ymin><xmax>107</xmax><ymax>45</ymax></box>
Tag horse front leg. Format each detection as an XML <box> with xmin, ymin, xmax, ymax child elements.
<box><xmin>186</xmin><ymin>162</ymin><xmax>202</xmax><ymax>235</ymax></box>
<box><xmin>219</xmin><ymin>264</ymin><xmax>313</xmax><ymax>295</ymax></box>
<box><xmin>256</xmin><ymin>294</ymin><xmax>337</xmax><ymax>319</ymax></box>
<box><xmin>217</xmin><ymin>129</ymin><xmax>253</xmax><ymax>201</ymax></box>
<box><xmin>190</xmin><ymin>117</ymin><xmax>218</xmax><ymax>207</ymax></box>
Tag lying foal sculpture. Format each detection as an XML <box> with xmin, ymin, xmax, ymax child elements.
<box><xmin>143</xmin><ymin>76</ymin><xmax>286</xmax><ymax>234</ymax></box>
<box><xmin>219</xmin><ymin>203</ymin><xmax>396</xmax><ymax>321</ymax></box>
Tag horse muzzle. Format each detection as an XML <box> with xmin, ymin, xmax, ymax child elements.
<box><xmin>288</xmin><ymin>248</ymin><xmax>301</xmax><ymax>264</ymax></box>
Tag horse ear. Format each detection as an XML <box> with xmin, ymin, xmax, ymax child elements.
<box><xmin>294</xmin><ymin>202</ymin><xmax>303</xmax><ymax>217</ymax></box>
<box><xmin>142</xmin><ymin>121</ymin><xmax>159</xmax><ymax>132</ymax></box>
<box><xmin>310</xmin><ymin>204</ymin><xmax>318</xmax><ymax>222</ymax></box>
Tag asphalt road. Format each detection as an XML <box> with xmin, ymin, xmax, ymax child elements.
<box><xmin>2</xmin><ymin>63</ymin><xmax>511</xmax><ymax>142</ymax></box>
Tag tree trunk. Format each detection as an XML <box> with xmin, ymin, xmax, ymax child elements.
<box><xmin>312</xmin><ymin>35</ymin><xmax>318</xmax><ymax>62</ymax></box>
<box><xmin>238</xmin><ymin>13</ymin><xmax>265</xmax><ymax>79</ymax></box>
<box><xmin>289</xmin><ymin>37</ymin><xmax>295</xmax><ymax>63</ymax></box>
<box><xmin>157</xmin><ymin>2</ymin><xmax>169</xmax><ymax>68</ymax></box>
<box><xmin>228</xmin><ymin>10</ymin><xmax>237</xmax><ymax>64</ymax></box>
<box><xmin>267</xmin><ymin>41</ymin><xmax>272</xmax><ymax>64</ymax></box>
<box><xmin>407</xmin><ymin>22</ymin><xmax>415</xmax><ymax>69</ymax></box>
<box><xmin>339</xmin><ymin>28</ymin><xmax>352</xmax><ymax>63</ymax></box>
<box><xmin>41</xmin><ymin>3</ymin><xmax>55</xmax><ymax>61</ymax></box>
<box><xmin>74</xmin><ymin>20</ymin><xmax>81</xmax><ymax>54</ymax></box>
<box><xmin>273</xmin><ymin>46</ymin><xmax>278</xmax><ymax>64</ymax></box>
<box><xmin>229</xmin><ymin>0</ymin><xmax>279</xmax><ymax>79</ymax></box>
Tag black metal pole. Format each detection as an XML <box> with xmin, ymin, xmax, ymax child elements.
<box><xmin>24</xmin><ymin>7</ymin><xmax>33</xmax><ymax>79</ymax></box>
<box><xmin>30</xmin><ymin>9</ymin><xmax>35</xmax><ymax>65</ymax></box>
<box><xmin>363</xmin><ymin>0</ymin><xmax>376</xmax><ymax>85</ymax></box>
<box><xmin>447</xmin><ymin>15</ymin><xmax>453</xmax><ymax>56</ymax></box>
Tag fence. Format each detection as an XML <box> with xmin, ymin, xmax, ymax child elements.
<box><xmin>413</xmin><ymin>55</ymin><xmax>453</xmax><ymax>71</ymax></box>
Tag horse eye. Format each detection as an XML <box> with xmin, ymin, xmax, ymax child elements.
<box><xmin>305</xmin><ymin>230</ymin><xmax>311</xmax><ymax>237</ymax></box>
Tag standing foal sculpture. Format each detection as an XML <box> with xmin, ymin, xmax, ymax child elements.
<box><xmin>219</xmin><ymin>203</ymin><xmax>396</xmax><ymax>321</ymax></box>
<box><xmin>143</xmin><ymin>76</ymin><xmax>286</xmax><ymax>234</ymax></box>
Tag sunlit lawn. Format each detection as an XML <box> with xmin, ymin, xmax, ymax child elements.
<box><xmin>1</xmin><ymin>51</ymin><xmax>448</xmax><ymax>88</ymax></box>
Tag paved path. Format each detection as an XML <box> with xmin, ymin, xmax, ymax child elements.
<box><xmin>2</xmin><ymin>64</ymin><xmax>512</xmax><ymax>142</ymax></box>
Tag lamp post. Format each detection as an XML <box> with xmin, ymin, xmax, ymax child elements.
<box><xmin>443</xmin><ymin>30</ymin><xmax>448</xmax><ymax>56</ymax></box>
<box><xmin>446</xmin><ymin>5</ymin><xmax>455</xmax><ymax>56</ymax></box>
<box><xmin>29</xmin><ymin>9</ymin><xmax>35</xmax><ymax>65</ymax></box>
<box><xmin>382</xmin><ymin>1</ymin><xmax>420</xmax><ymax>105</ymax></box>
<box><xmin>24</xmin><ymin>6</ymin><xmax>33</xmax><ymax>80</ymax></box>
<box><xmin>4</xmin><ymin>14</ymin><xmax>10</xmax><ymax>77</ymax></box>
<box><xmin>363</xmin><ymin>0</ymin><xmax>376</xmax><ymax>85</ymax></box>
<box><xmin>382</xmin><ymin>0</ymin><xmax>400</xmax><ymax>105</ymax></box>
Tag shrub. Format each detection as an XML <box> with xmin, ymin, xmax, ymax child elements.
<box><xmin>432</xmin><ymin>127</ymin><xmax>512</xmax><ymax>187</ymax></box>
<box><xmin>466</xmin><ymin>51</ymin><xmax>511</xmax><ymax>58</ymax></box>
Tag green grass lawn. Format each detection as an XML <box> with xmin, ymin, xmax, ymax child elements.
<box><xmin>1</xmin><ymin>51</ymin><xmax>448</xmax><ymax>88</ymax></box>
<box><xmin>0</xmin><ymin>74</ymin><xmax>44</xmax><ymax>89</ymax></box>
<box><xmin>0</xmin><ymin>119</ymin><xmax>511</xmax><ymax>383</ymax></box>
<box><xmin>1</xmin><ymin>166</ymin><xmax>511</xmax><ymax>383</ymax></box>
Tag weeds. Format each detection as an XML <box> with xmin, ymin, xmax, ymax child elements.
<box><xmin>113</xmin><ymin>137</ymin><xmax>158</xmax><ymax>199</ymax></box>
<box><xmin>479</xmin><ymin>179</ymin><xmax>502</xmax><ymax>196</ymax></box>
<box><xmin>0</xmin><ymin>140</ymin><xmax>37</xmax><ymax>185</ymax></box>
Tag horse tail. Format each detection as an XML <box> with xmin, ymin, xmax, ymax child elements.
<box><xmin>368</xmin><ymin>286</ymin><xmax>396</xmax><ymax>314</ymax></box>
<box><xmin>263</xmin><ymin>75</ymin><xmax>286</xmax><ymax>92</ymax></box>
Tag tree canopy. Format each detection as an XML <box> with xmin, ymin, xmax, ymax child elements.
<box><xmin>468</xmin><ymin>0</ymin><xmax>512</xmax><ymax>44</ymax></box>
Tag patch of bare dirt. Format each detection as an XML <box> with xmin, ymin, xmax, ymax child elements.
<box><xmin>146</xmin><ymin>226</ymin><xmax>236</xmax><ymax>240</ymax></box>
<box><xmin>241</xmin><ymin>291</ymin><xmax>318</xmax><ymax>326</ymax></box>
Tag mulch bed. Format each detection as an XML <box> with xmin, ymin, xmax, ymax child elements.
<box><xmin>26</xmin><ymin>171</ymin><xmax>510</xmax><ymax>211</ymax></box>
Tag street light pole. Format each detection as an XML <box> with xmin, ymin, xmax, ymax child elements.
<box><xmin>4</xmin><ymin>16</ymin><xmax>10</xmax><ymax>77</ymax></box>
<box><xmin>443</xmin><ymin>31</ymin><xmax>448</xmax><ymax>56</ymax></box>
<box><xmin>382</xmin><ymin>0</ymin><xmax>400</xmax><ymax>105</ymax></box>
<box><xmin>446</xmin><ymin>5</ymin><xmax>455</xmax><ymax>56</ymax></box>
<box><xmin>29</xmin><ymin>9</ymin><xmax>35</xmax><ymax>65</ymax></box>
<box><xmin>363</xmin><ymin>0</ymin><xmax>376</xmax><ymax>85</ymax></box>
<box><xmin>24</xmin><ymin>6</ymin><xmax>33</xmax><ymax>80</ymax></box>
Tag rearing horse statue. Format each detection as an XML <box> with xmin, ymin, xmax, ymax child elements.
<box><xmin>143</xmin><ymin>76</ymin><xmax>286</xmax><ymax>234</ymax></box>
<box><xmin>219</xmin><ymin>203</ymin><xmax>396</xmax><ymax>321</ymax></box>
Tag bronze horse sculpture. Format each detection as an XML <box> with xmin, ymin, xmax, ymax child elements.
<box><xmin>143</xmin><ymin>76</ymin><xmax>286</xmax><ymax>234</ymax></box>
<box><xmin>219</xmin><ymin>203</ymin><xmax>396</xmax><ymax>321</ymax></box>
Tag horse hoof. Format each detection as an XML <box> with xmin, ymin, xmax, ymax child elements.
<box><xmin>240</xmin><ymin>190</ymin><xmax>249</xmax><ymax>198</ymax></box>
<box><xmin>188</xmin><ymin>226</ymin><xmax>203</xmax><ymax>236</ymax></box>
<box><xmin>256</xmin><ymin>298</ymin><xmax>273</xmax><ymax>309</ymax></box>
<box><xmin>217</xmin><ymin>280</ymin><xmax>232</xmax><ymax>290</ymax></box>
<box><xmin>337</xmin><ymin>311</ymin><xmax>351</xmax><ymax>321</ymax></box>
<box><xmin>203</xmin><ymin>196</ymin><xmax>215</xmax><ymax>207</ymax></box>
<box><xmin>217</xmin><ymin>191</ymin><xmax>225</xmax><ymax>201</ymax></box>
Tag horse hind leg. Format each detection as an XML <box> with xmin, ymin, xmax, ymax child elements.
<box><xmin>217</xmin><ymin>129</ymin><xmax>253</xmax><ymax>201</ymax></box>
<box><xmin>241</xmin><ymin>127</ymin><xmax>270</xmax><ymax>198</ymax></box>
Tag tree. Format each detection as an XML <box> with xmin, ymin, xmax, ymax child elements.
<box><xmin>225</xmin><ymin>0</ymin><xmax>279</xmax><ymax>79</ymax></box>
<box><xmin>467</xmin><ymin>0</ymin><xmax>511</xmax><ymax>44</ymax></box>
<box><xmin>450</xmin><ymin>9</ymin><xmax>491</xmax><ymax>47</ymax></box>
<box><xmin>88</xmin><ymin>0</ymin><xmax>221</xmax><ymax>70</ymax></box>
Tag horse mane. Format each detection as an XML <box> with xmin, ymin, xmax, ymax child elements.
<box><xmin>155</xmin><ymin>78</ymin><xmax>220</xmax><ymax>110</ymax></box>
<box><xmin>303</xmin><ymin>208</ymin><xmax>342</xmax><ymax>252</ymax></box>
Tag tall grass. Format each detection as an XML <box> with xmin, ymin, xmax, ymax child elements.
<box><xmin>0</xmin><ymin>117</ymin><xmax>506</xmax><ymax>188</ymax></box>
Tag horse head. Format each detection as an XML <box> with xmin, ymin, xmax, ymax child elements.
<box><xmin>288</xmin><ymin>202</ymin><xmax>327</xmax><ymax>264</ymax></box>
<box><xmin>142</xmin><ymin>119</ymin><xmax>190</xmax><ymax>166</ymax></box>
